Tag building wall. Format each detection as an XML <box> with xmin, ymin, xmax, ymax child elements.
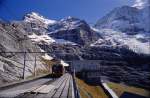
<box><xmin>70</xmin><ymin>60</ymin><xmax>102</xmax><ymax>72</ymax></box>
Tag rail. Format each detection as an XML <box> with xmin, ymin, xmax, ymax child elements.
<box><xmin>72</xmin><ymin>70</ymin><xmax>81</xmax><ymax>98</ymax></box>
<box><xmin>0</xmin><ymin>73</ymin><xmax>76</xmax><ymax>98</ymax></box>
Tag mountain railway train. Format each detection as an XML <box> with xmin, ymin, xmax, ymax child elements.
<box><xmin>52</xmin><ymin>64</ymin><xmax>65</xmax><ymax>77</ymax></box>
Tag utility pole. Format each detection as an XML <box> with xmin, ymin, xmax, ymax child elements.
<box><xmin>23</xmin><ymin>52</ymin><xmax>26</xmax><ymax>79</ymax></box>
<box><xmin>34</xmin><ymin>55</ymin><xmax>37</xmax><ymax>76</ymax></box>
<box><xmin>34</xmin><ymin>43</ymin><xmax>38</xmax><ymax>77</ymax></box>
<box><xmin>22</xmin><ymin>35</ymin><xmax>27</xmax><ymax>79</ymax></box>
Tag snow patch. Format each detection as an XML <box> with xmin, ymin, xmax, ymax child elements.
<box><xmin>28</xmin><ymin>34</ymin><xmax>55</xmax><ymax>44</ymax></box>
<box><xmin>60</xmin><ymin>60</ymin><xmax>69</xmax><ymax>67</ymax></box>
<box><xmin>42</xmin><ymin>54</ymin><xmax>53</xmax><ymax>60</ymax></box>
<box><xmin>24</xmin><ymin>12</ymin><xmax>56</xmax><ymax>25</ymax></box>
<box><xmin>133</xmin><ymin>0</ymin><xmax>149</xmax><ymax>9</ymax></box>
<box><xmin>54</xmin><ymin>39</ymin><xmax>77</xmax><ymax>45</ymax></box>
<box><xmin>28</xmin><ymin>33</ymin><xmax>77</xmax><ymax>45</ymax></box>
<box><xmin>90</xmin><ymin>27</ymin><xmax>100</xmax><ymax>32</ymax></box>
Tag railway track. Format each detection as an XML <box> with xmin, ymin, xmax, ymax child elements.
<box><xmin>0</xmin><ymin>73</ymin><xmax>75</xmax><ymax>98</ymax></box>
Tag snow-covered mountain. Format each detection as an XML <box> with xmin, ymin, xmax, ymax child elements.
<box><xmin>48</xmin><ymin>16</ymin><xmax>99</xmax><ymax>45</ymax></box>
<box><xmin>95</xmin><ymin>6</ymin><xmax>150</xmax><ymax>33</ymax></box>
<box><xmin>94</xmin><ymin>5</ymin><xmax>150</xmax><ymax>54</ymax></box>
<box><xmin>21</xmin><ymin>13</ymin><xmax>78</xmax><ymax>46</ymax></box>
<box><xmin>23</xmin><ymin>13</ymin><xmax>99</xmax><ymax>46</ymax></box>
<box><xmin>47</xmin><ymin>16</ymin><xmax>88</xmax><ymax>34</ymax></box>
<box><xmin>21</xmin><ymin>10</ymin><xmax>150</xmax><ymax>55</ymax></box>
<box><xmin>24</xmin><ymin>12</ymin><xmax>56</xmax><ymax>25</ymax></box>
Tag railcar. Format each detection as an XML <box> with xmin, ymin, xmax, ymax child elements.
<box><xmin>52</xmin><ymin>64</ymin><xmax>64</xmax><ymax>77</ymax></box>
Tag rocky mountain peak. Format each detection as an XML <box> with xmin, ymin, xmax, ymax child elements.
<box><xmin>24</xmin><ymin>12</ymin><xmax>56</xmax><ymax>25</ymax></box>
<box><xmin>95</xmin><ymin>5</ymin><xmax>150</xmax><ymax>34</ymax></box>
<box><xmin>58</xmin><ymin>16</ymin><xmax>88</xmax><ymax>30</ymax></box>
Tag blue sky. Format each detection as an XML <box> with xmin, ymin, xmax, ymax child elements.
<box><xmin>0</xmin><ymin>0</ymin><xmax>134</xmax><ymax>23</ymax></box>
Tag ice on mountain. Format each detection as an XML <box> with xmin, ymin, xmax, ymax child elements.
<box><xmin>42</xmin><ymin>54</ymin><xmax>53</xmax><ymax>60</ymax></box>
<box><xmin>91</xmin><ymin>28</ymin><xmax>150</xmax><ymax>54</ymax></box>
<box><xmin>24</xmin><ymin>12</ymin><xmax>56</xmax><ymax>25</ymax></box>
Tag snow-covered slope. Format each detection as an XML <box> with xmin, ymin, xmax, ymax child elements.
<box><xmin>94</xmin><ymin>4</ymin><xmax>150</xmax><ymax>54</ymax></box>
<box><xmin>91</xmin><ymin>28</ymin><xmax>150</xmax><ymax>54</ymax></box>
<box><xmin>47</xmin><ymin>16</ymin><xmax>86</xmax><ymax>34</ymax></box>
<box><xmin>23</xmin><ymin>12</ymin><xmax>57</xmax><ymax>35</ymax></box>
<box><xmin>28</xmin><ymin>33</ymin><xmax>77</xmax><ymax>45</ymax></box>
<box><xmin>28</xmin><ymin>33</ymin><xmax>55</xmax><ymax>44</ymax></box>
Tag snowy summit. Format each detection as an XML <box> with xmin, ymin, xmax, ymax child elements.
<box><xmin>132</xmin><ymin>0</ymin><xmax>150</xmax><ymax>9</ymax></box>
<box><xmin>24</xmin><ymin>12</ymin><xmax>56</xmax><ymax>25</ymax></box>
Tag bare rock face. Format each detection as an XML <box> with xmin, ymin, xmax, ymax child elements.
<box><xmin>48</xmin><ymin>17</ymin><xmax>100</xmax><ymax>45</ymax></box>
<box><xmin>0</xmin><ymin>21</ymin><xmax>46</xmax><ymax>85</ymax></box>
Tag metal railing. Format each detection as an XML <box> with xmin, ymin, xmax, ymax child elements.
<box><xmin>72</xmin><ymin>69</ymin><xmax>81</xmax><ymax>98</ymax></box>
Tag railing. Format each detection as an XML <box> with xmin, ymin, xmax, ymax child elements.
<box><xmin>0</xmin><ymin>52</ymin><xmax>49</xmax><ymax>79</ymax></box>
<box><xmin>72</xmin><ymin>69</ymin><xmax>81</xmax><ymax>98</ymax></box>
